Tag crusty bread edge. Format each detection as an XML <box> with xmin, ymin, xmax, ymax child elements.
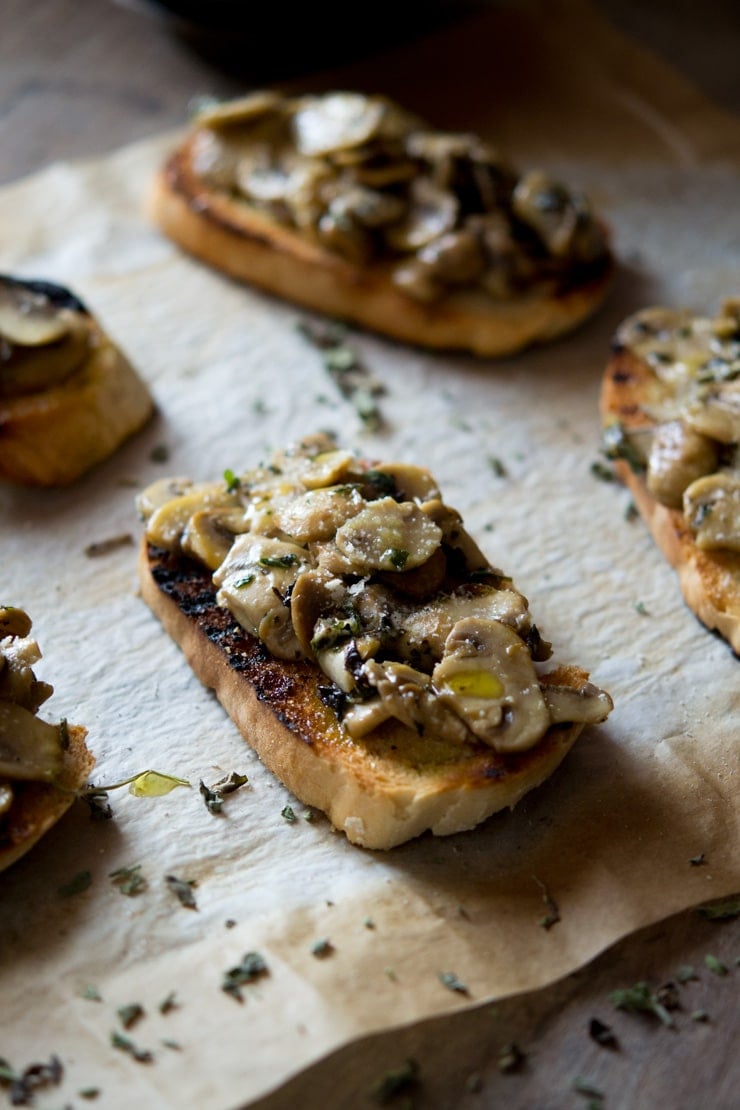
<box><xmin>0</xmin><ymin>334</ymin><xmax>154</xmax><ymax>487</ymax></box>
<box><xmin>138</xmin><ymin>538</ymin><xmax>589</xmax><ymax>850</ymax></box>
<box><xmin>0</xmin><ymin>723</ymin><xmax>94</xmax><ymax>872</ymax></box>
<box><xmin>601</xmin><ymin>348</ymin><xmax>740</xmax><ymax>655</ymax></box>
<box><xmin>147</xmin><ymin>145</ymin><xmax>613</xmax><ymax>359</ymax></box>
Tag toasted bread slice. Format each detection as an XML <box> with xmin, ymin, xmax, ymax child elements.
<box><xmin>0</xmin><ymin>276</ymin><xmax>153</xmax><ymax>486</ymax></box>
<box><xmin>150</xmin><ymin>91</ymin><xmax>612</xmax><ymax>357</ymax></box>
<box><xmin>1</xmin><ymin>607</ymin><xmax>94</xmax><ymax>871</ymax></box>
<box><xmin>601</xmin><ymin>307</ymin><xmax>740</xmax><ymax>654</ymax></box>
<box><xmin>137</xmin><ymin>438</ymin><xmax>612</xmax><ymax>849</ymax></box>
<box><xmin>0</xmin><ymin>723</ymin><xmax>93</xmax><ymax>872</ymax></box>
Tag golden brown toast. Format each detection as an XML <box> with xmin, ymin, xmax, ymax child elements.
<box><xmin>601</xmin><ymin>308</ymin><xmax>740</xmax><ymax>654</ymax></box>
<box><xmin>150</xmin><ymin>92</ymin><xmax>613</xmax><ymax>357</ymax></box>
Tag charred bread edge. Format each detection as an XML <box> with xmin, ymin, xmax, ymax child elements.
<box><xmin>148</xmin><ymin>144</ymin><xmax>613</xmax><ymax>358</ymax></box>
<box><xmin>601</xmin><ymin>348</ymin><xmax>740</xmax><ymax>655</ymax></box>
<box><xmin>0</xmin><ymin>724</ymin><xmax>93</xmax><ymax>872</ymax></box>
<box><xmin>139</xmin><ymin>537</ymin><xmax>592</xmax><ymax>850</ymax></box>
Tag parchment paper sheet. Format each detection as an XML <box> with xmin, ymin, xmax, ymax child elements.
<box><xmin>1</xmin><ymin>2</ymin><xmax>738</xmax><ymax>1105</ymax></box>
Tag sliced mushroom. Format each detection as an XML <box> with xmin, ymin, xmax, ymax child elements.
<box><xmin>385</xmin><ymin>177</ymin><xmax>458</xmax><ymax>253</ymax></box>
<box><xmin>396</xmin><ymin>584</ymin><xmax>531</xmax><ymax>664</ymax></box>
<box><xmin>289</xmin><ymin>569</ymin><xmax>350</xmax><ymax>657</ymax></box>
<box><xmin>683</xmin><ymin>472</ymin><xmax>740</xmax><ymax>552</ymax></box>
<box><xmin>193</xmin><ymin>91</ymin><xmax>283</xmax><ymax>131</ymax></box>
<box><xmin>542</xmin><ymin>680</ymin><xmax>613</xmax><ymax>725</ymax></box>
<box><xmin>646</xmin><ymin>420</ymin><xmax>719</xmax><ymax>509</ymax></box>
<box><xmin>415</xmin><ymin>229</ymin><xmax>486</xmax><ymax>286</ymax></box>
<box><xmin>432</xmin><ymin>618</ymin><xmax>549</xmax><ymax>752</ymax></box>
<box><xmin>0</xmin><ymin>278</ymin><xmax>71</xmax><ymax>347</ymax></box>
<box><xmin>683</xmin><ymin>381</ymin><xmax>740</xmax><ymax>445</ymax></box>
<box><xmin>0</xmin><ymin>633</ymin><xmax>52</xmax><ymax>714</ymax></box>
<box><xmin>334</xmin><ymin>496</ymin><xmax>443</xmax><ymax>573</ymax></box>
<box><xmin>0</xmin><ymin>607</ymin><xmax>32</xmax><ymax>640</ymax></box>
<box><xmin>214</xmin><ymin>535</ymin><xmax>310</xmax><ymax>660</ymax></box>
<box><xmin>292</xmin><ymin>93</ymin><xmax>389</xmax><ymax>158</ymax></box>
<box><xmin>145</xmin><ymin>485</ymin><xmax>240</xmax><ymax>550</ymax></box>
<box><xmin>343</xmin><ymin>659</ymin><xmax>470</xmax><ymax>744</ymax></box>
<box><xmin>181</xmin><ymin>508</ymin><xmax>249</xmax><ymax>571</ymax></box>
<box><xmin>299</xmin><ymin>447</ymin><xmax>358</xmax><ymax>489</ymax></box>
<box><xmin>0</xmin><ymin>702</ymin><xmax>65</xmax><ymax>782</ymax></box>
<box><xmin>362</xmin><ymin>462</ymin><xmax>440</xmax><ymax>503</ymax></box>
<box><xmin>260</xmin><ymin>485</ymin><xmax>366</xmax><ymax>545</ymax></box>
<box><xmin>511</xmin><ymin>170</ymin><xmax>578</xmax><ymax>257</ymax></box>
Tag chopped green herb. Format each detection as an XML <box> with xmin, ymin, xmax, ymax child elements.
<box><xmin>109</xmin><ymin>864</ymin><xmax>148</xmax><ymax>897</ymax></box>
<box><xmin>691</xmin><ymin>1009</ymin><xmax>710</xmax><ymax>1022</ymax></box>
<box><xmin>149</xmin><ymin>443</ymin><xmax>170</xmax><ymax>464</ymax></box>
<box><xmin>223</xmin><ymin>468</ymin><xmax>241</xmax><ymax>492</ymax></box>
<box><xmin>369</xmin><ymin>1058</ymin><xmax>419</xmax><ymax>1105</ymax></box>
<box><xmin>117</xmin><ymin>1003</ymin><xmax>145</xmax><ymax>1030</ymax></box>
<box><xmin>602</xmin><ymin>422</ymin><xmax>646</xmax><ymax>473</ymax></box>
<box><xmin>110</xmin><ymin>1031</ymin><xmax>153</xmax><ymax>1064</ymax></box>
<box><xmin>0</xmin><ymin>1055</ymin><xmax>64</xmax><ymax>1103</ymax></box>
<box><xmin>534</xmin><ymin>875</ymin><xmax>560</xmax><ymax>929</ymax></box>
<box><xmin>79</xmin><ymin>1088</ymin><xmax>101</xmax><ymax>1100</ymax></box>
<box><xmin>609</xmin><ymin>982</ymin><xmax>674</xmax><ymax>1027</ymax></box>
<box><xmin>302</xmin><ymin>809</ymin><xmax>315</xmax><ymax>822</ymax></box>
<box><xmin>165</xmin><ymin>874</ymin><xmax>198</xmax><ymax>911</ymax></box>
<box><xmin>438</xmin><ymin>971</ymin><xmax>468</xmax><ymax>995</ymax></box>
<box><xmin>199</xmin><ymin>772</ymin><xmax>248</xmax><ymax>815</ymax></box>
<box><xmin>573</xmin><ymin>1076</ymin><xmax>604</xmax><ymax>1100</ymax></box>
<box><xmin>698</xmin><ymin>896</ymin><xmax>740</xmax><ymax>920</ymax></box>
<box><xmin>676</xmin><ymin>965</ymin><xmax>698</xmax><ymax>983</ymax></box>
<box><xmin>590</xmin><ymin>460</ymin><xmax>616</xmax><ymax>483</ymax></box>
<box><xmin>364</xmin><ymin>917</ymin><xmax>375</xmax><ymax>929</ymax></box>
<box><xmin>364</xmin><ymin>469</ymin><xmax>397</xmax><ymax>497</ymax></box>
<box><xmin>487</xmin><ymin>456</ymin><xmax>508</xmax><ymax>478</ymax></box>
<box><xmin>161</xmin><ymin>1039</ymin><xmax>182</xmax><ymax>1051</ymax></box>
<box><xmin>297</xmin><ymin>318</ymin><xmax>386</xmax><ymax>432</ymax></box>
<box><xmin>221</xmin><ymin>951</ymin><xmax>269</xmax><ymax>1002</ymax></box>
<box><xmin>281</xmin><ymin>804</ymin><xmax>297</xmax><ymax>823</ymax></box>
<box><xmin>82</xmin><ymin>985</ymin><xmax>103</xmax><ymax>1002</ymax></box>
<box><xmin>311</xmin><ymin>938</ymin><xmax>334</xmax><ymax>958</ymax></box>
<box><xmin>497</xmin><ymin>1042</ymin><xmax>525</xmax><ymax>1073</ymax></box>
<box><xmin>465</xmin><ymin>1072</ymin><xmax>483</xmax><ymax>1094</ymax></box>
<box><xmin>58</xmin><ymin>869</ymin><xmax>92</xmax><ymax>898</ymax></box>
<box><xmin>588</xmin><ymin>1017</ymin><xmax>618</xmax><ymax>1048</ymax></box>
<box><xmin>159</xmin><ymin>992</ymin><xmax>178</xmax><ymax>1015</ymax></box>
<box><xmin>388</xmin><ymin>548</ymin><xmax>409</xmax><ymax>570</ymax></box>
<box><xmin>84</xmin><ymin>533</ymin><xmax>135</xmax><ymax>558</ymax></box>
<box><xmin>233</xmin><ymin>574</ymin><xmax>255</xmax><ymax>589</ymax></box>
<box><xmin>260</xmin><ymin>553</ymin><xmax>299</xmax><ymax>569</ymax></box>
<box><xmin>634</xmin><ymin>600</ymin><xmax>649</xmax><ymax>616</ymax></box>
<box><xmin>704</xmin><ymin>954</ymin><xmax>728</xmax><ymax>976</ymax></box>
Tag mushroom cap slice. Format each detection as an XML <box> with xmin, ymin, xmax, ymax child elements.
<box><xmin>334</xmin><ymin>496</ymin><xmax>443</xmax><ymax>573</ymax></box>
<box><xmin>433</xmin><ymin>618</ymin><xmax>549</xmax><ymax>753</ymax></box>
<box><xmin>0</xmin><ymin>702</ymin><xmax>65</xmax><ymax>783</ymax></box>
<box><xmin>683</xmin><ymin>471</ymin><xmax>740</xmax><ymax>552</ymax></box>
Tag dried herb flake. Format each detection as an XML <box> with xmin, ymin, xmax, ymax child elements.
<box><xmin>109</xmin><ymin>864</ymin><xmax>148</xmax><ymax>897</ymax></box>
<box><xmin>698</xmin><ymin>896</ymin><xmax>740</xmax><ymax>920</ymax></box>
<box><xmin>369</xmin><ymin>1058</ymin><xmax>419</xmax><ymax>1105</ymax></box>
<box><xmin>438</xmin><ymin>971</ymin><xmax>468</xmax><ymax>995</ymax></box>
<box><xmin>159</xmin><ymin>992</ymin><xmax>178</xmax><ymax>1015</ymax></box>
<box><xmin>588</xmin><ymin>1017</ymin><xmax>618</xmax><ymax>1048</ymax></box>
<box><xmin>117</xmin><ymin>1003</ymin><xmax>145</xmax><ymax>1030</ymax></box>
<box><xmin>221</xmin><ymin>951</ymin><xmax>269</xmax><ymax>1002</ymax></box>
<box><xmin>165</xmin><ymin>874</ymin><xmax>198</xmax><ymax>911</ymax></box>
<box><xmin>58</xmin><ymin>869</ymin><xmax>92</xmax><ymax>898</ymax></box>
<box><xmin>110</xmin><ymin>1031</ymin><xmax>153</xmax><ymax>1064</ymax></box>
<box><xmin>311</xmin><ymin>937</ymin><xmax>334</xmax><ymax>958</ymax></box>
<box><xmin>199</xmin><ymin>772</ymin><xmax>248</xmax><ymax>815</ymax></box>
<box><xmin>609</xmin><ymin>982</ymin><xmax>674</xmax><ymax>1027</ymax></box>
<box><xmin>497</xmin><ymin>1042</ymin><xmax>525</xmax><ymax>1073</ymax></box>
<box><xmin>573</xmin><ymin>1076</ymin><xmax>605</xmax><ymax>1100</ymax></box>
<box><xmin>676</xmin><ymin>965</ymin><xmax>698</xmax><ymax>983</ymax></box>
<box><xmin>704</xmin><ymin>954</ymin><xmax>728</xmax><ymax>976</ymax></box>
<box><xmin>281</xmin><ymin>804</ymin><xmax>297</xmax><ymax>823</ymax></box>
<box><xmin>84</xmin><ymin>534</ymin><xmax>134</xmax><ymax>558</ymax></box>
<box><xmin>298</xmin><ymin>319</ymin><xmax>386</xmax><ymax>432</ymax></box>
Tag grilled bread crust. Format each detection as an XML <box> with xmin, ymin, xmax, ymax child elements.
<box><xmin>601</xmin><ymin>346</ymin><xmax>740</xmax><ymax>654</ymax></box>
<box><xmin>0</xmin><ymin>724</ymin><xmax>93</xmax><ymax>872</ymax></box>
<box><xmin>0</xmin><ymin>318</ymin><xmax>153</xmax><ymax>487</ymax></box>
<box><xmin>140</xmin><ymin>538</ymin><xmax>595</xmax><ymax>849</ymax></box>
<box><xmin>149</xmin><ymin>142</ymin><xmax>613</xmax><ymax>359</ymax></box>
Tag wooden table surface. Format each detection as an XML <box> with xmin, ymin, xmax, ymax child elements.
<box><xmin>1</xmin><ymin>1</ymin><xmax>738</xmax><ymax>1107</ymax></box>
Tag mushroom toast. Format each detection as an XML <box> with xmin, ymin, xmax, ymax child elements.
<box><xmin>150</xmin><ymin>90</ymin><xmax>613</xmax><ymax>357</ymax></box>
<box><xmin>0</xmin><ymin>608</ymin><xmax>93</xmax><ymax>871</ymax></box>
<box><xmin>601</xmin><ymin>299</ymin><xmax>740</xmax><ymax>654</ymax></box>
<box><xmin>0</xmin><ymin>275</ymin><xmax>153</xmax><ymax>486</ymax></box>
<box><xmin>137</xmin><ymin>434</ymin><xmax>612</xmax><ymax>849</ymax></box>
